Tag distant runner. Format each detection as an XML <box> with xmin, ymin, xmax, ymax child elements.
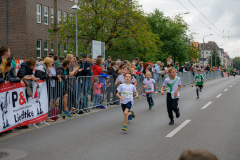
<box><xmin>192</xmin><ymin>69</ymin><xmax>205</xmax><ymax>99</ymax></box>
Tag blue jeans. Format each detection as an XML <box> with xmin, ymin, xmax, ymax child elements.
<box><xmin>94</xmin><ymin>94</ymin><xmax>103</xmax><ymax>105</ymax></box>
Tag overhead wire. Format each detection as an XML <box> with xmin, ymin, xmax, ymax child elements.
<box><xmin>176</xmin><ymin>0</ymin><xmax>228</xmax><ymax>44</ymax></box>
<box><xmin>188</xmin><ymin>0</ymin><xmax>231</xmax><ymax>43</ymax></box>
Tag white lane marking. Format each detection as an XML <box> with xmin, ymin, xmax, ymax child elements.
<box><xmin>224</xmin><ymin>89</ymin><xmax>228</xmax><ymax>91</ymax></box>
<box><xmin>229</xmin><ymin>85</ymin><xmax>232</xmax><ymax>87</ymax></box>
<box><xmin>233</xmin><ymin>83</ymin><xmax>235</xmax><ymax>85</ymax></box>
<box><xmin>165</xmin><ymin>120</ymin><xmax>191</xmax><ymax>138</ymax></box>
<box><xmin>201</xmin><ymin>102</ymin><xmax>212</xmax><ymax>109</ymax></box>
<box><xmin>216</xmin><ymin>94</ymin><xmax>222</xmax><ymax>98</ymax></box>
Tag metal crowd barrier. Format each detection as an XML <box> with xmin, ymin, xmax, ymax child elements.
<box><xmin>46</xmin><ymin>71</ymin><xmax>222</xmax><ymax>120</ymax></box>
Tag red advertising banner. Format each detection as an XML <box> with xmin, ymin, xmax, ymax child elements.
<box><xmin>0</xmin><ymin>81</ymin><xmax>48</xmax><ymax>133</ymax></box>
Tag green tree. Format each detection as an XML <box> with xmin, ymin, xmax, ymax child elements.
<box><xmin>147</xmin><ymin>9</ymin><xmax>192</xmax><ymax>65</ymax></box>
<box><xmin>233</xmin><ymin>57</ymin><xmax>240</xmax><ymax>69</ymax></box>
<box><xmin>207</xmin><ymin>48</ymin><xmax>221</xmax><ymax>66</ymax></box>
<box><xmin>49</xmin><ymin>0</ymin><xmax>158</xmax><ymax>59</ymax></box>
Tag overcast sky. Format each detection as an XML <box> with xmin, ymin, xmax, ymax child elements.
<box><xmin>138</xmin><ymin>0</ymin><xmax>240</xmax><ymax>58</ymax></box>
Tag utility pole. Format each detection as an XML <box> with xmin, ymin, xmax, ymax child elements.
<box><xmin>53</xmin><ymin>0</ymin><xmax>58</xmax><ymax>56</ymax></box>
<box><xmin>202</xmin><ymin>42</ymin><xmax>205</xmax><ymax>65</ymax></box>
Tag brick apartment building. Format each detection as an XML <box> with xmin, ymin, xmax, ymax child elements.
<box><xmin>0</xmin><ymin>0</ymin><xmax>76</xmax><ymax>59</ymax></box>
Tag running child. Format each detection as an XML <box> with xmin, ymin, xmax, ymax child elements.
<box><xmin>117</xmin><ymin>73</ymin><xmax>138</xmax><ymax>131</ymax></box>
<box><xmin>143</xmin><ymin>71</ymin><xmax>158</xmax><ymax>110</ymax></box>
<box><xmin>232</xmin><ymin>69</ymin><xmax>236</xmax><ymax>79</ymax></box>
<box><xmin>192</xmin><ymin>69</ymin><xmax>205</xmax><ymax>99</ymax></box>
<box><xmin>161</xmin><ymin>67</ymin><xmax>181</xmax><ymax>125</ymax></box>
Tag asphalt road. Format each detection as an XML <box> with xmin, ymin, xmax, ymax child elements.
<box><xmin>0</xmin><ymin>76</ymin><xmax>240</xmax><ymax>160</ymax></box>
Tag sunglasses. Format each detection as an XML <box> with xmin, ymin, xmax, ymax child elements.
<box><xmin>82</xmin><ymin>57</ymin><xmax>86</xmax><ymax>58</ymax></box>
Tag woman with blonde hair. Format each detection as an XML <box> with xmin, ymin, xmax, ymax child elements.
<box><xmin>35</xmin><ymin>57</ymin><xmax>62</xmax><ymax>122</ymax></box>
<box><xmin>0</xmin><ymin>59</ymin><xmax>25</xmax><ymax>86</ymax></box>
<box><xmin>35</xmin><ymin>57</ymin><xmax>53</xmax><ymax>79</ymax></box>
<box><xmin>0</xmin><ymin>60</ymin><xmax>13</xmax><ymax>81</ymax></box>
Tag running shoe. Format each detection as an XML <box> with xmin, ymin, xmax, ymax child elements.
<box><xmin>196</xmin><ymin>96</ymin><xmax>199</xmax><ymax>99</ymax></box>
<box><xmin>62</xmin><ymin>110</ymin><xmax>71</xmax><ymax>117</ymax></box>
<box><xmin>151</xmin><ymin>100</ymin><xmax>154</xmax><ymax>106</ymax></box>
<box><xmin>169</xmin><ymin>120</ymin><xmax>174</xmax><ymax>125</ymax></box>
<box><xmin>131</xmin><ymin>110</ymin><xmax>135</xmax><ymax>118</ymax></box>
<box><xmin>149</xmin><ymin>106</ymin><xmax>152</xmax><ymax>110</ymax></box>
<box><xmin>122</xmin><ymin>125</ymin><xmax>127</xmax><ymax>131</ymax></box>
<box><xmin>200</xmin><ymin>89</ymin><xmax>202</xmax><ymax>92</ymax></box>
<box><xmin>128</xmin><ymin>115</ymin><xmax>133</xmax><ymax>120</ymax></box>
<box><xmin>95</xmin><ymin>103</ymin><xmax>100</xmax><ymax>108</ymax></box>
<box><xmin>100</xmin><ymin>105</ymin><xmax>106</xmax><ymax>109</ymax></box>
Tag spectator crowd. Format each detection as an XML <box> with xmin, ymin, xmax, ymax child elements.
<box><xmin>0</xmin><ymin>45</ymin><xmax>236</xmax><ymax>128</ymax></box>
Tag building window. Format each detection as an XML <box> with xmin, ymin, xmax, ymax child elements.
<box><xmin>58</xmin><ymin>43</ymin><xmax>61</xmax><ymax>57</ymax></box>
<box><xmin>44</xmin><ymin>41</ymin><xmax>48</xmax><ymax>56</ymax></box>
<box><xmin>44</xmin><ymin>6</ymin><xmax>48</xmax><ymax>25</ymax></box>
<box><xmin>206</xmin><ymin>52</ymin><xmax>208</xmax><ymax>54</ymax></box>
<box><xmin>37</xmin><ymin>4</ymin><xmax>41</xmax><ymax>23</ymax></box>
<box><xmin>64</xmin><ymin>12</ymin><xmax>67</xmax><ymax>22</ymax></box>
<box><xmin>51</xmin><ymin>8</ymin><xmax>54</xmax><ymax>24</ymax></box>
<box><xmin>58</xmin><ymin>10</ymin><xmax>62</xmax><ymax>24</ymax></box>
<box><xmin>37</xmin><ymin>40</ymin><xmax>41</xmax><ymax>58</ymax></box>
<box><xmin>69</xmin><ymin>14</ymin><xmax>73</xmax><ymax>23</ymax></box>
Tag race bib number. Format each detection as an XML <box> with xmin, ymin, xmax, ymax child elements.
<box><xmin>122</xmin><ymin>91</ymin><xmax>132</xmax><ymax>99</ymax></box>
<box><xmin>196</xmin><ymin>78</ymin><xmax>201</xmax><ymax>82</ymax></box>
<box><xmin>145</xmin><ymin>86</ymin><xmax>152</xmax><ymax>92</ymax></box>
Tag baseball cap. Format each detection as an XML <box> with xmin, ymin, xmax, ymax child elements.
<box><xmin>117</xmin><ymin>57</ymin><xmax>121</xmax><ymax>59</ymax></box>
<box><xmin>108</xmin><ymin>56</ymin><xmax>111</xmax><ymax>58</ymax></box>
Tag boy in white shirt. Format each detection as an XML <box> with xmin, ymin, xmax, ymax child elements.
<box><xmin>143</xmin><ymin>71</ymin><xmax>158</xmax><ymax>110</ymax></box>
<box><xmin>161</xmin><ymin>68</ymin><xmax>181</xmax><ymax>125</ymax></box>
<box><xmin>117</xmin><ymin>73</ymin><xmax>138</xmax><ymax>131</ymax></box>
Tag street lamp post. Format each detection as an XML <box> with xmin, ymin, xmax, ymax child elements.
<box><xmin>202</xmin><ymin>34</ymin><xmax>213</xmax><ymax>66</ymax></box>
<box><xmin>72</xmin><ymin>3</ymin><xmax>80</xmax><ymax>57</ymax></box>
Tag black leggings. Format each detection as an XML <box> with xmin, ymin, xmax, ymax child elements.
<box><xmin>166</xmin><ymin>93</ymin><xmax>179</xmax><ymax>120</ymax></box>
<box><xmin>146</xmin><ymin>92</ymin><xmax>153</xmax><ymax>107</ymax></box>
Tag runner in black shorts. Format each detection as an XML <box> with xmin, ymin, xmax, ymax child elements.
<box><xmin>192</xmin><ymin>69</ymin><xmax>205</xmax><ymax>99</ymax></box>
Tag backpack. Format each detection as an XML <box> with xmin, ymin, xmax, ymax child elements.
<box><xmin>49</xmin><ymin>107</ymin><xmax>59</xmax><ymax>121</ymax></box>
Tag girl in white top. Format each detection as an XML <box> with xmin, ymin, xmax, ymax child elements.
<box><xmin>161</xmin><ymin>67</ymin><xmax>181</xmax><ymax>125</ymax></box>
<box><xmin>143</xmin><ymin>71</ymin><xmax>158</xmax><ymax>110</ymax></box>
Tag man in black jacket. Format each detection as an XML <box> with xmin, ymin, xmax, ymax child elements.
<box><xmin>17</xmin><ymin>58</ymin><xmax>38</xmax><ymax>81</ymax></box>
<box><xmin>77</xmin><ymin>54</ymin><xmax>91</xmax><ymax>77</ymax></box>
